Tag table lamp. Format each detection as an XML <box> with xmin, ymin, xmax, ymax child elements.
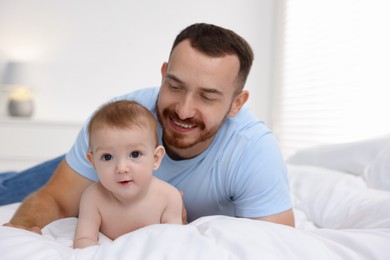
<box><xmin>1</xmin><ymin>62</ymin><xmax>34</xmax><ymax>117</ymax></box>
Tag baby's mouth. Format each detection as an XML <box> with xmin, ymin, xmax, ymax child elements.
<box><xmin>119</xmin><ymin>180</ymin><xmax>132</xmax><ymax>185</ymax></box>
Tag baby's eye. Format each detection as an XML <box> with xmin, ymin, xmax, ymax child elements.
<box><xmin>102</xmin><ymin>154</ymin><xmax>112</xmax><ymax>161</ymax></box>
<box><xmin>130</xmin><ymin>151</ymin><xmax>141</xmax><ymax>158</ymax></box>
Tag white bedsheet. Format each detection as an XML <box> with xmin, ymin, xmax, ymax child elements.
<box><xmin>1</xmin><ymin>163</ymin><xmax>390</xmax><ymax>260</ymax></box>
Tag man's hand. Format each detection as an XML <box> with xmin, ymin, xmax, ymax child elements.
<box><xmin>179</xmin><ymin>190</ymin><xmax>188</xmax><ymax>224</ymax></box>
<box><xmin>6</xmin><ymin>160</ymin><xmax>93</xmax><ymax>231</ymax></box>
<box><xmin>2</xmin><ymin>222</ymin><xmax>42</xmax><ymax>234</ymax></box>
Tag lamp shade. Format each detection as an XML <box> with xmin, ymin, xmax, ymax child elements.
<box><xmin>1</xmin><ymin>62</ymin><xmax>31</xmax><ymax>85</ymax></box>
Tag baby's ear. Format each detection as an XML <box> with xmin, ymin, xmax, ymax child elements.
<box><xmin>153</xmin><ymin>145</ymin><xmax>165</xmax><ymax>170</ymax></box>
<box><xmin>86</xmin><ymin>151</ymin><xmax>95</xmax><ymax>168</ymax></box>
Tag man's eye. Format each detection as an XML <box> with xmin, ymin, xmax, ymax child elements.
<box><xmin>130</xmin><ymin>151</ymin><xmax>141</xmax><ymax>158</ymax></box>
<box><xmin>102</xmin><ymin>154</ymin><xmax>112</xmax><ymax>161</ymax></box>
<box><xmin>169</xmin><ymin>84</ymin><xmax>182</xmax><ymax>91</ymax></box>
<box><xmin>201</xmin><ymin>95</ymin><xmax>215</xmax><ymax>102</ymax></box>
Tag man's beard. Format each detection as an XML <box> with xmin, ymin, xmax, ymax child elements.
<box><xmin>156</xmin><ymin>100</ymin><xmax>229</xmax><ymax>150</ymax></box>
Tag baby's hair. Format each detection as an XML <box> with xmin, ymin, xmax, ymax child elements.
<box><xmin>87</xmin><ymin>100</ymin><xmax>158</xmax><ymax>148</ymax></box>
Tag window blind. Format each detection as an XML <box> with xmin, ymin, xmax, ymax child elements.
<box><xmin>272</xmin><ymin>0</ymin><xmax>390</xmax><ymax>158</ymax></box>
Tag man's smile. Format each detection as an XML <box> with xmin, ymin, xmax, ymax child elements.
<box><xmin>173</xmin><ymin>120</ymin><xmax>196</xmax><ymax>129</ymax></box>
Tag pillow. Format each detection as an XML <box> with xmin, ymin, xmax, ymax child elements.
<box><xmin>287</xmin><ymin>135</ymin><xmax>390</xmax><ymax>176</ymax></box>
<box><xmin>288</xmin><ymin>164</ymin><xmax>390</xmax><ymax>229</ymax></box>
<box><xmin>364</xmin><ymin>142</ymin><xmax>390</xmax><ymax>191</ymax></box>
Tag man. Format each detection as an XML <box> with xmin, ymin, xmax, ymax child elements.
<box><xmin>4</xmin><ymin>23</ymin><xmax>295</xmax><ymax>232</ymax></box>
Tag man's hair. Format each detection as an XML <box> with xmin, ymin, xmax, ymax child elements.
<box><xmin>170</xmin><ymin>23</ymin><xmax>254</xmax><ymax>91</ymax></box>
<box><xmin>87</xmin><ymin>100</ymin><xmax>158</xmax><ymax>148</ymax></box>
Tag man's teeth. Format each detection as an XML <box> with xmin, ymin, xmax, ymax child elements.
<box><xmin>174</xmin><ymin>121</ymin><xmax>194</xmax><ymax>129</ymax></box>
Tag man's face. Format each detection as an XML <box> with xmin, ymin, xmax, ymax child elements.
<box><xmin>157</xmin><ymin>40</ymin><xmax>246</xmax><ymax>159</ymax></box>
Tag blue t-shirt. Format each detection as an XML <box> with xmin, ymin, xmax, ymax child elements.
<box><xmin>66</xmin><ymin>87</ymin><xmax>292</xmax><ymax>222</ymax></box>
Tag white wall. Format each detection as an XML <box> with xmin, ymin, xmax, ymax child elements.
<box><xmin>0</xmin><ymin>0</ymin><xmax>276</xmax><ymax>125</ymax></box>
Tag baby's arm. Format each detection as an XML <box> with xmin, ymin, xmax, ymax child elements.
<box><xmin>73</xmin><ymin>185</ymin><xmax>101</xmax><ymax>248</ymax></box>
<box><xmin>161</xmin><ymin>188</ymin><xmax>183</xmax><ymax>224</ymax></box>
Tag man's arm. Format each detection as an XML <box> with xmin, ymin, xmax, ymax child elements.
<box><xmin>252</xmin><ymin>208</ymin><xmax>295</xmax><ymax>227</ymax></box>
<box><xmin>7</xmin><ymin>159</ymin><xmax>92</xmax><ymax>230</ymax></box>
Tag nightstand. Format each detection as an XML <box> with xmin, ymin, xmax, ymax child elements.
<box><xmin>0</xmin><ymin>118</ymin><xmax>82</xmax><ymax>171</ymax></box>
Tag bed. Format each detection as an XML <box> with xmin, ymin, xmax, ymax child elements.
<box><xmin>1</xmin><ymin>136</ymin><xmax>390</xmax><ymax>260</ymax></box>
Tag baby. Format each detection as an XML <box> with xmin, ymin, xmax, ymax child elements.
<box><xmin>73</xmin><ymin>100</ymin><xmax>182</xmax><ymax>248</ymax></box>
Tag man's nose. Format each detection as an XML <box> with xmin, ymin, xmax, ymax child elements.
<box><xmin>175</xmin><ymin>95</ymin><xmax>196</xmax><ymax>120</ymax></box>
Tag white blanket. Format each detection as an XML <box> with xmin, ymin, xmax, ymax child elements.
<box><xmin>1</xmin><ymin>162</ymin><xmax>390</xmax><ymax>260</ymax></box>
<box><xmin>3</xmin><ymin>214</ymin><xmax>388</xmax><ymax>260</ymax></box>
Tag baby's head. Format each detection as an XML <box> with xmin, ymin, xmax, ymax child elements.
<box><xmin>87</xmin><ymin>100</ymin><xmax>158</xmax><ymax>150</ymax></box>
<box><xmin>86</xmin><ymin>100</ymin><xmax>165</xmax><ymax>198</ymax></box>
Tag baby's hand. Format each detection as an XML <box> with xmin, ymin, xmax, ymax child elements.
<box><xmin>2</xmin><ymin>222</ymin><xmax>42</xmax><ymax>234</ymax></box>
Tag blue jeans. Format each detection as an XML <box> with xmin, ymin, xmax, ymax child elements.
<box><xmin>0</xmin><ymin>155</ymin><xmax>65</xmax><ymax>206</ymax></box>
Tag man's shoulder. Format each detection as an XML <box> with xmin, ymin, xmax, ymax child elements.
<box><xmin>225</xmin><ymin>106</ymin><xmax>271</xmax><ymax>141</ymax></box>
<box><xmin>114</xmin><ymin>87</ymin><xmax>159</xmax><ymax>110</ymax></box>
<box><xmin>215</xmin><ymin>107</ymin><xmax>280</xmax><ymax>161</ymax></box>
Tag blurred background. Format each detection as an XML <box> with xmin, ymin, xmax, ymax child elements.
<box><xmin>0</xmin><ymin>0</ymin><xmax>273</xmax><ymax>123</ymax></box>
<box><xmin>1</xmin><ymin>0</ymin><xmax>390</xmax><ymax>170</ymax></box>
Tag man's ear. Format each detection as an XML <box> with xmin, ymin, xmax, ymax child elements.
<box><xmin>161</xmin><ymin>62</ymin><xmax>168</xmax><ymax>79</ymax></box>
<box><xmin>229</xmin><ymin>90</ymin><xmax>249</xmax><ymax>117</ymax></box>
<box><xmin>153</xmin><ymin>145</ymin><xmax>166</xmax><ymax>170</ymax></box>
<box><xmin>86</xmin><ymin>151</ymin><xmax>95</xmax><ymax>168</ymax></box>
<box><xmin>160</xmin><ymin>62</ymin><xmax>168</xmax><ymax>86</ymax></box>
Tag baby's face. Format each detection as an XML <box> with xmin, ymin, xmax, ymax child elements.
<box><xmin>88</xmin><ymin>126</ymin><xmax>159</xmax><ymax>199</ymax></box>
